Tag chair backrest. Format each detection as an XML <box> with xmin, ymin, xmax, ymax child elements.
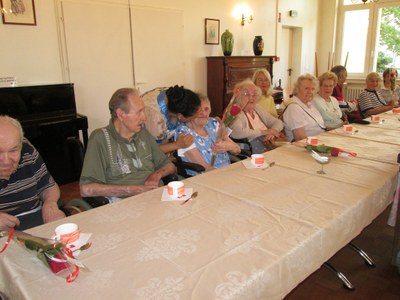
<box><xmin>142</xmin><ymin>87</ymin><xmax>172</xmax><ymax>144</ymax></box>
<box><xmin>231</xmin><ymin>137</ymin><xmax>253</xmax><ymax>156</ymax></box>
<box><xmin>172</xmin><ymin>151</ymin><xmax>205</xmax><ymax>178</ymax></box>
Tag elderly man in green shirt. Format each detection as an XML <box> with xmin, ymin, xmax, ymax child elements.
<box><xmin>80</xmin><ymin>88</ymin><xmax>176</xmax><ymax>204</ymax></box>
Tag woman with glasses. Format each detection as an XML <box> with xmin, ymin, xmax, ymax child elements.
<box><xmin>252</xmin><ymin>68</ymin><xmax>278</xmax><ymax>118</ymax></box>
<box><xmin>229</xmin><ymin>79</ymin><xmax>284</xmax><ymax>154</ymax></box>
<box><xmin>282</xmin><ymin>73</ymin><xmax>326</xmax><ymax>142</ymax></box>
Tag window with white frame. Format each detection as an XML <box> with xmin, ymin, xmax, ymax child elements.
<box><xmin>337</xmin><ymin>0</ymin><xmax>400</xmax><ymax>78</ymax></box>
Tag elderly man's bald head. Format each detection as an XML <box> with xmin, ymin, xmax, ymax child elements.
<box><xmin>0</xmin><ymin>116</ymin><xmax>24</xmax><ymax>179</ymax></box>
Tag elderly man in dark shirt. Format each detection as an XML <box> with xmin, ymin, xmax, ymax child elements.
<box><xmin>0</xmin><ymin>116</ymin><xmax>65</xmax><ymax>230</ymax></box>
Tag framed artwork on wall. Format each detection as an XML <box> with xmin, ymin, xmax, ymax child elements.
<box><xmin>1</xmin><ymin>0</ymin><xmax>37</xmax><ymax>25</ymax></box>
<box><xmin>205</xmin><ymin>18</ymin><xmax>220</xmax><ymax>45</ymax></box>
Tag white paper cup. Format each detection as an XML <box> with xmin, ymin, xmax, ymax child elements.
<box><xmin>342</xmin><ymin>124</ymin><xmax>353</xmax><ymax>133</ymax></box>
<box><xmin>251</xmin><ymin>154</ymin><xmax>265</xmax><ymax>167</ymax></box>
<box><xmin>392</xmin><ymin>108</ymin><xmax>400</xmax><ymax>114</ymax></box>
<box><xmin>307</xmin><ymin>136</ymin><xmax>318</xmax><ymax>145</ymax></box>
<box><xmin>370</xmin><ymin>115</ymin><xmax>380</xmax><ymax>122</ymax></box>
<box><xmin>167</xmin><ymin>181</ymin><xmax>185</xmax><ymax>197</ymax></box>
<box><xmin>54</xmin><ymin>223</ymin><xmax>80</xmax><ymax>244</ymax></box>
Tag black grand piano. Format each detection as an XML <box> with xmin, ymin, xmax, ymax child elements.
<box><xmin>0</xmin><ymin>83</ymin><xmax>88</xmax><ymax>185</ymax></box>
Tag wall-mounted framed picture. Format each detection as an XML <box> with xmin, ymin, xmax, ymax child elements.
<box><xmin>205</xmin><ymin>18</ymin><xmax>220</xmax><ymax>45</ymax></box>
<box><xmin>1</xmin><ymin>0</ymin><xmax>37</xmax><ymax>25</ymax></box>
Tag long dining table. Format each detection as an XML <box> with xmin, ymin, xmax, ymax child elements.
<box><xmin>0</xmin><ymin>112</ymin><xmax>399</xmax><ymax>300</ymax></box>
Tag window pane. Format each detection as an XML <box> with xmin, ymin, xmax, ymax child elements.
<box><xmin>341</xmin><ymin>10</ymin><xmax>369</xmax><ymax>73</ymax></box>
<box><xmin>376</xmin><ymin>6</ymin><xmax>400</xmax><ymax>73</ymax></box>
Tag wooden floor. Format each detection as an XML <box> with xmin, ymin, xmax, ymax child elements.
<box><xmin>60</xmin><ymin>182</ymin><xmax>400</xmax><ymax>299</ymax></box>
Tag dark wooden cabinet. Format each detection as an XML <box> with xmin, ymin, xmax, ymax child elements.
<box><xmin>206</xmin><ymin>56</ymin><xmax>274</xmax><ymax>116</ymax></box>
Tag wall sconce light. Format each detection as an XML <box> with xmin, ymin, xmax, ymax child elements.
<box><xmin>241</xmin><ymin>13</ymin><xmax>253</xmax><ymax>26</ymax></box>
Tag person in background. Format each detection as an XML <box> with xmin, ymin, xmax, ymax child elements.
<box><xmin>80</xmin><ymin>88</ymin><xmax>176</xmax><ymax>203</ymax></box>
<box><xmin>0</xmin><ymin>116</ymin><xmax>65</xmax><ymax>230</ymax></box>
<box><xmin>282</xmin><ymin>73</ymin><xmax>326</xmax><ymax>141</ymax></box>
<box><xmin>230</xmin><ymin>79</ymin><xmax>284</xmax><ymax>154</ymax></box>
<box><xmin>312</xmin><ymin>72</ymin><xmax>347</xmax><ymax>129</ymax></box>
<box><xmin>358</xmin><ymin>72</ymin><xmax>394</xmax><ymax>118</ymax></box>
<box><xmin>330</xmin><ymin>65</ymin><xmax>360</xmax><ymax>120</ymax></box>
<box><xmin>252</xmin><ymin>68</ymin><xmax>279</xmax><ymax>118</ymax></box>
<box><xmin>380</xmin><ymin>68</ymin><xmax>400</xmax><ymax>107</ymax></box>
<box><xmin>175</xmin><ymin>94</ymin><xmax>240</xmax><ymax>176</ymax></box>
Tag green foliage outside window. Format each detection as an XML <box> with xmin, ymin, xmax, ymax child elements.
<box><xmin>377</xmin><ymin>7</ymin><xmax>400</xmax><ymax>72</ymax></box>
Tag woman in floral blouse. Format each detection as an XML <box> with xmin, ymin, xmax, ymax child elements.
<box><xmin>175</xmin><ymin>94</ymin><xmax>240</xmax><ymax>176</ymax></box>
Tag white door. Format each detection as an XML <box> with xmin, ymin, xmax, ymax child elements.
<box><xmin>60</xmin><ymin>1</ymin><xmax>133</xmax><ymax>132</ymax></box>
<box><xmin>281</xmin><ymin>27</ymin><xmax>293</xmax><ymax>94</ymax></box>
<box><xmin>130</xmin><ymin>6</ymin><xmax>184</xmax><ymax>93</ymax></box>
<box><xmin>278</xmin><ymin>26</ymin><xmax>302</xmax><ymax>100</ymax></box>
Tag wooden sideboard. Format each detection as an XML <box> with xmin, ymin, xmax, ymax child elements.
<box><xmin>206</xmin><ymin>56</ymin><xmax>274</xmax><ymax>116</ymax></box>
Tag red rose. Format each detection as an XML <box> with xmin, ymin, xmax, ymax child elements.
<box><xmin>229</xmin><ymin>104</ymin><xmax>241</xmax><ymax>116</ymax></box>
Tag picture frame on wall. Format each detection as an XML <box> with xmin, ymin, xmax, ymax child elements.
<box><xmin>1</xmin><ymin>0</ymin><xmax>37</xmax><ymax>25</ymax></box>
<box><xmin>205</xmin><ymin>18</ymin><xmax>220</xmax><ymax>45</ymax></box>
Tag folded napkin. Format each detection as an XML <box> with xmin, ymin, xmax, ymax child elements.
<box><xmin>306</xmin><ymin>144</ymin><xmax>357</xmax><ymax>157</ymax></box>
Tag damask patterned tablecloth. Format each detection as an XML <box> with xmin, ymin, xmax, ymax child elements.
<box><xmin>327</xmin><ymin>124</ymin><xmax>400</xmax><ymax>145</ymax></box>
<box><xmin>367</xmin><ymin>111</ymin><xmax>400</xmax><ymax>131</ymax></box>
<box><xmin>0</xmin><ymin>128</ymin><xmax>398</xmax><ymax>299</ymax></box>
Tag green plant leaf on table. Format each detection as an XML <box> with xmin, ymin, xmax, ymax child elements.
<box><xmin>305</xmin><ymin>144</ymin><xmax>333</xmax><ymax>154</ymax></box>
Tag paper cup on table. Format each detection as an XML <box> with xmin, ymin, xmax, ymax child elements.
<box><xmin>306</xmin><ymin>136</ymin><xmax>318</xmax><ymax>145</ymax></box>
<box><xmin>54</xmin><ymin>223</ymin><xmax>80</xmax><ymax>244</ymax></box>
<box><xmin>392</xmin><ymin>108</ymin><xmax>400</xmax><ymax>114</ymax></box>
<box><xmin>342</xmin><ymin>124</ymin><xmax>353</xmax><ymax>133</ymax></box>
<box><xmin>370</xmin><ymin>115</ymin><xmax>380</xmax><ymax>122</ymax></box>
<box><xmin>167</xmin><ymin>181</ymin><xmax>185</xmax><ymax>197</ymax></box>
<box><xmin>251</xmin><ymin>154</ymin><xmax>265</xmax><ymax>167</ymax></box>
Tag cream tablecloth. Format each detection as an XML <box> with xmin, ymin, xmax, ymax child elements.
<box><xmin>0</xmin><ymin>122</ymin><xmax>399</xmax><ymax>300</ymax></box>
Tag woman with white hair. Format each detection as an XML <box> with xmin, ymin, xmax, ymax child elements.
<box><xmin>359</xmin><ymin>72</ymin><xmax>394</xmax><ymax>118</ymax></box>
<box><xmin>252</xmin><ymin>68</ymin><xmax>278</xmax><ymax>118</ymax></box>
<box><xmin>312</xmin><ymin>71</ymin><xmax>347</xmax><ymax>129</ymax></box>
<box><xmin>282</xmin><ymin>73</ymin><xmax>326</xmax><ymax>141</ymax></box>
<box><xmin>229</xmin><ymin>79</ymin><xmax>284</xmax><ymax>153</ymax></box>
<box><xmin>175</xmin><ymin>94</ymin><xmax>240</xmax><ymax>176</ymax></box>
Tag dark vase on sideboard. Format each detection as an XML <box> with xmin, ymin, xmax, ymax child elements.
<box><xmin>253</xmin><ymin>36</ymin><xmax>264</xmax><ymax>56</ymax></box>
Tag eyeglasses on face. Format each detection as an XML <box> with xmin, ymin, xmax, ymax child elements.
<box><xmin>242</xmin><ymin>92</ymin><xmax>259</xmax><ymax>97</ymax></box>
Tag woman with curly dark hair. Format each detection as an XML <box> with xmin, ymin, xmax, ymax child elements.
<box><xmin>166</xmin><ymin>85</ymin><xmax>201</xmax><ymax>122</ymax></box>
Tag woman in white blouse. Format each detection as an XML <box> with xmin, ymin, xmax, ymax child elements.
<box><xmin>283</xmin><ymin>73</ymin><xmax>326</xmax><ymax>141</ymax></box>
<box><xmin>312</xmin><ymin>72</ymin><xmax>347</xmax><ymax>130</ymax></box>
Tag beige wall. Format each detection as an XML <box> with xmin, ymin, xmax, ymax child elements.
<box><xmin>0</xmin><ymin>0</ymin><xmax>63</xmax><ymax>84</ymax></box>
<box><xmin>0</xmin><ymin>0</ymin><xmax>329</xmax><ymax>132</ymax></box>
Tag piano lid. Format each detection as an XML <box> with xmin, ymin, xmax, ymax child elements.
<box><xmin>0</xmin><ymin>83</ymin><xmax>77</xmax><ymax>123</ymax></box>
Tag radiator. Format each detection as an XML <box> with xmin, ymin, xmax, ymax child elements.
<box><xmin>345</xmin><ymin>86</ymin><xmax>364</xmax><ymax>100</ymax></box>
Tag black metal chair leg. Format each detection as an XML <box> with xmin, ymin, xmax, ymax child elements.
<box><xmin>348</xmin><ymin>243</ymin><xmax>376</xmax><ymax>267</ymax></box>
<box><xmin>323</xmin><ymin>262</ymin><xmax>355</xmax><ymax>291</ymax></box>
